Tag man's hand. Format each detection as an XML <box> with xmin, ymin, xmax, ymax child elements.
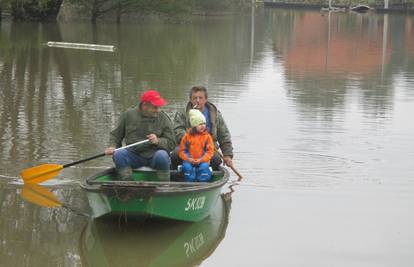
<box><xmin>147</xmin><ymin>134</ymin><xmax>159</xmax><ymax>144</ymax></box>
<box><xmin>105</xmin><ymin>147</ymin><xmax>115</xmax><ymax>155</ymax></box>
<box><xmin>223</xmin><ymin>156</ymin><xmax>234</xmax><ymax>168</ymax></box>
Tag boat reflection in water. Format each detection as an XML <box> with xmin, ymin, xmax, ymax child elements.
<box><xmin>80</xmin><ymin>193</ymin><xmax>232</xmax><ymax>267</ymax></box>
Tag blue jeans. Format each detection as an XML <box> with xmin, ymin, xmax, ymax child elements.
<box><xmin>113</xmin><ymin>149</ymin><xmax>170</xmax><ymax>170</ymax></box>
<box><xmin>182</xmin><ymin>161</ymin><xmax>212</xmax><ymax>182</ymax></box>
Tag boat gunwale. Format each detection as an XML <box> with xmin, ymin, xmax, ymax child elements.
<box><xmin>80</xmin><ymin>167</ymin><xmax>229</xmax><ymax>195</ymax></box>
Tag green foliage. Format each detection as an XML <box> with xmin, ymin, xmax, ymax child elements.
<box><xmin>67</xmin><ymin>0</ymin><xmax>195</xmax><ymax>22</ymax></box>
<box><xmin>141</xmin><ymin>0</ymin><xmax>194</xmax><ymax>14</ymax></box>
<box><xmin>2</xmin><ymin>0</ymin><xmax>252</xmax><ymax>22</ymax></box>
<box><xmin>6</xmin><ymin>0</ymin><xmax>63</xmax><ymax>21</ymax></box>
<box><xmin>194</xmin><ymin>0</ymin><xmax>251</xmax><ymax>11</ymax></box>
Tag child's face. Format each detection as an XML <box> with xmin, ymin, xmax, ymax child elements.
<box><xmin>196</xmin><ymin>123</ymin><xmax>206</xmax><ymax>133</ymax></box>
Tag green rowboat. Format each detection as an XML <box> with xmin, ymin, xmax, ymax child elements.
<box><xmin>80</xmin><ymin>167</ymin><xmax>229</xmax><ymax>222</ymax></box>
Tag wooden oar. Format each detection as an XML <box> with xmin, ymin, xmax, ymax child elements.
<box><xmin>21</xmin><ymin>184</ymin><xmax>89</xmax><ymax>216</ymax></box>
<box><xmin>215</xmin><ymin>148</ymin><xmax>243</xmax><ymax>180</ymax></box>
<box><xmin>21</xmin><ymin>139</ymin><xmax>150</xmax><ymax>184</ymax></box>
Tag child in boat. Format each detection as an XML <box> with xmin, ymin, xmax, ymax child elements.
<box><xmin>178</xmin><ymin>109</ymin><xmax>214</xmax><ymax>182</ymax></box>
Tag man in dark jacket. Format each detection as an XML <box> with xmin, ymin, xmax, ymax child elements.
<box><xmin>105</xmin><ymin>90</ymin><xmax>176</xmax><ymax>180</ymax></box>
<box><xmin>172</xmin><ymin>86</ymin><xmax>234</xmax><ymax>170</ymax></box>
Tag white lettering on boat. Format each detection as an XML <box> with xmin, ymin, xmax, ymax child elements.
<box><xmin>184</xmin><ymin>196</ymin><xmax>206</xmax><ymax>211</ymax></box>
<box><xmin>184</xmin><ymin>233</ymin><xmax>205</xmax><ymax>257</ymax></box>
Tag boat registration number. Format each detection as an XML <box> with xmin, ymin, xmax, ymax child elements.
<box><xmin>184</xmin><ymin>233</ymin><xmax>205</xmax><ymax>257</ymax></box>
<box><xmin>185</xmin><ymin>196</ymin><xmax>206</xmax><ymax>211</ymax></box>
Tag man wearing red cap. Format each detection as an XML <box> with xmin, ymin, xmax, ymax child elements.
<box><xmin>105</xmin><ymin>90</ymin><xmax>176</xmax><ymax>180</ymax></box>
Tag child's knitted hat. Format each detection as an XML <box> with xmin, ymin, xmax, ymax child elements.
<box><xmin>189</xmin><ymin>109</ymin><xmax>206</xmax><ymax>127</ymax></box>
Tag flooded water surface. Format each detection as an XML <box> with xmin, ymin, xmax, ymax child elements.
<box><xmin>1</xmin><ymin>8</ymin><xmax>414</xmax><ymax>266</ymax></box>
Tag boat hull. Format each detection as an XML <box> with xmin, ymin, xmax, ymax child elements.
<box><xmin>81</xmin><ymin>167</ymin><xmax>229</xmax><ymax>222</ymax></box>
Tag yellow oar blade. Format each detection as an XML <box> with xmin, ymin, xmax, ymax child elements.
<box><xmin>20</xmin><ymin>163</ymin><xmax>64</xmax><ymax>183</ymax></box>
<box><xmin>21</xmin><ymin>184</ymin><xmax>62</xmax><ymax>208</ymax></box>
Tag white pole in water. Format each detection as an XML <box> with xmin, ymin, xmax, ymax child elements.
<box><xmin>46</xmin><ymin>42</ymin><xmax>116</xmax><ymax>52</ymax></box>
<box><xmin>381</xmin><ymin>14</ymin><xmax>389</xmax><ymax>79</ymax></box>
<box><xmin>250</xmin><ymin>0</ymin><xmax>255</xmax><ymax>64</ymax></box>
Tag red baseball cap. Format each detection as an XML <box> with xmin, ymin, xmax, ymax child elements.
<box><xmin>140</xmin><ymin>90</ymin><xmax>167</xmax><ymax>107</ymax></box>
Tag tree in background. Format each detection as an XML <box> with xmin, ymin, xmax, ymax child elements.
<box><xmin>7</xmin><ymin>0</ymin><xmax>63</xmax><ymax>21</ymax></box>
<box><xmin>69</xmin><ymin>0</ymin><xmax>194</xmax><ymax>23</ymax></box>
<box><xmin>0</xmin><ymin>0</ymin><xmax>250</xmax><ymax>22</ymax></box>
<box><xmin>69</xmin><ymin>0</ymin><xmax>128</xmax><ymax>23</ymax></box>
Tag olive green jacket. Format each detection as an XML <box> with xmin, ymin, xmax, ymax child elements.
<box><xmin>173</xmin><ymin>102</ymin><xmax>233</xmax><ymax>158</ymax></box>
<box><xmin>110</xmin><ymin>107</ymin><xmax>176</xmax><ymax>159</ymax></box>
